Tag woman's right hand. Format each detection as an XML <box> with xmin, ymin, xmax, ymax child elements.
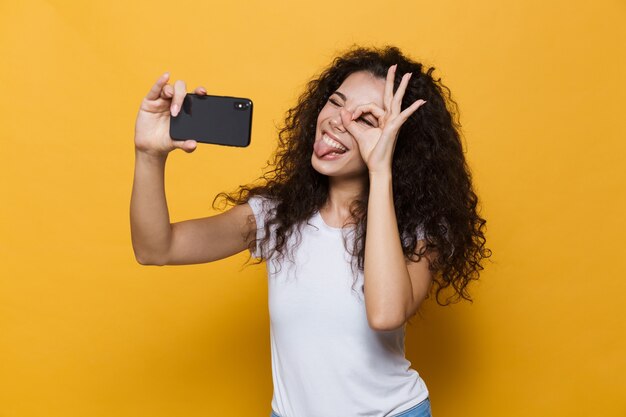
<box><xmin>134</xmin><ymin>72</ymin><xmax>207</xmax><ymax>157</ymax></box>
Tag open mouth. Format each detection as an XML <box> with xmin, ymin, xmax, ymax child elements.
<box><xmin>314</xmin><ymin>133</ymin><xmax>349</xmax><ymax>160</ymax></box>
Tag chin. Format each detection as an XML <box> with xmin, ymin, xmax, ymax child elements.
<box><xmin>311</xmin><ymin>155</ymin><xmax>367</xmax><ymax>178</ymax></box>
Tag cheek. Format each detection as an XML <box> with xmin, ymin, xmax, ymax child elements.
<box><xmin>317</xmin><ymin>105</ymin><xmax>332</xmax><ymax>122</ymax></box>
<box><xmin>315</xmin><ymin>114</ymin><xmax>322</xmax><ymax>130</ymax></box>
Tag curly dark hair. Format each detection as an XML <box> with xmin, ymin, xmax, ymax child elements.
<box><xmin>214</xmin><ymin>44</ymin><xmax>492</xmax><ymax>308</ymax></box>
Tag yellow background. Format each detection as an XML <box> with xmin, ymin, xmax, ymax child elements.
<box><xmin>1</xmin><ymin>0</ymin><xmax>624</xmax><ymax>416</ymax></box>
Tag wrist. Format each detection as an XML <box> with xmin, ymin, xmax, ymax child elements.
<box><xmin>135</xmin><ymin>148</ymin><xmax>168</xmax><ymax>163</ymax></box>
<box><xmin>368</xmin><ymin>170</ymin><xmax>392</xmax><ymax>181</ymax></box>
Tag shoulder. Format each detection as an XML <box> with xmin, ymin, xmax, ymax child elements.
<box><xmin>247</xmin><ymin>194</ymin><xmax>279</xmax><ymax>218</ymax></box>
<box><xmin>245</xmin><ymin>194</ymin><xmax>281</xmax><ymax>259</ymax></box>
<box><xmin>246</xmin><ymin>194</ymin><xmax>282</xmax><ymax>235</ymax></box>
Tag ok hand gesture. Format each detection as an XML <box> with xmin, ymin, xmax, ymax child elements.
<box><xmin>339</xmin><ymin>65</ymin><xmax>427</xmax><ymax>175</ymax></box>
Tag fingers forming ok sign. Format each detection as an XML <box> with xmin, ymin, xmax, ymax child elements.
<box><xmin>339</xmin><ymin>64</ymin><xmax>427</xmax><ymax>175</ymax></box>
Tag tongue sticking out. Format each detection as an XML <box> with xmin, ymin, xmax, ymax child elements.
<box><xmin>314</xmin><ymin>139</ymin><xmax>348</xmax><ymax>158</ymax></box>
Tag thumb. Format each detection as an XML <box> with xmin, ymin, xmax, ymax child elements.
<box><xmin>173</xmin><ymin>139</ymin><xmax>197</xmax><ymax>153</ymax></box>
<box><xmin>183</xmin><ymin>140</ymin><xmax>197</xmax><ymax>153</ymax></box>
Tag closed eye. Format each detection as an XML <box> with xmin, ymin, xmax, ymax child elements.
<box><xmin>328</xmin><ymin>98</ymin><xmax>376</xmax><ymax>127</ymax></box>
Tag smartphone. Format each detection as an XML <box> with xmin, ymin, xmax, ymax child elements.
<box><xmin>169</xmin><ymin>93</ymin><xmax>253</xmax><ymax>147</ymax></box>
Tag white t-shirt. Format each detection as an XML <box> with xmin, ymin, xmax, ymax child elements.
<box><xmin>247</xmin><ymin>195</ymin><xmax>429</xmax><ymax>417</ymax></box>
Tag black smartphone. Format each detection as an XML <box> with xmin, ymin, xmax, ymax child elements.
<box><xmin>169</xmin><ymin>93</ymin><xmax>253</xmax><ymax>147</ymax></box>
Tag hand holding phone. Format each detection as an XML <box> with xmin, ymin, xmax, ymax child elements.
<box><xmin>170</xmin><ymin>93</ymin><xmax>253</xmax><ymax>147</ymax></box>
<box><xmin>134</xmin><ymin>72</ymin><xmax>209</xmax><ymax>157</ymax></box>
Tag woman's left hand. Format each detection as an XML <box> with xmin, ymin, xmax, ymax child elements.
<box><xmin>339</xmin><ymin>64</ymin><xmax>427</xmax><ymax>176</ymax></box>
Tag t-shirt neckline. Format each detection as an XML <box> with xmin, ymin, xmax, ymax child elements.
<box><xmin>315</xmin><ymin>210</ymin><xmax>355</xmax><ymax>232</ymax></box>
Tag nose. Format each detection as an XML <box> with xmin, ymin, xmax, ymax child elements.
<box><xmin>329</xmin><ymin>115</ymin><xmax>345</xmax><ymax>132</ymax></box>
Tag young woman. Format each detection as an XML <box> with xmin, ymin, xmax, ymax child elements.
<box><xmin>131</xmin><ymin>45</ymin><xmax>491</xmax><ymax>417</ymax></box>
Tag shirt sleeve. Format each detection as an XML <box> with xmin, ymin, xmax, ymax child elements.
<box><xmin>246</xmin><ymin>195</ymin><xmax>275</xmax><ymax>259</ymax></box>
<box><xmin>416</xmin><ymin>224</ymin><xmax>425</xmax><ymax>241</ymax></box>
<box><xmin>402</xmin><ymin>224</ymin><xmax>426</xmax><ymax>246</ymax></box>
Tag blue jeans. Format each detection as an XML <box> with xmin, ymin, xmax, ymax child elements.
<box><xmin>387</xmin><ymin>397</ymin><xmax>432</xmax><ymax>417</ymax></box>
<box><xmin>270</xmin><ymin>397</ymin><xmax>432</xmax><ymax>417</ymax></box>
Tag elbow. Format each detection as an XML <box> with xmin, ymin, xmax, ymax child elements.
<box><xmin>137</xmin><ymin>259</ymin><xmax>165</xmax><ymax>266</ymax></box>
<box><xmin>368</xmin><ymin>314</ymin><xmax>406</xmax><ymax>332</ymax></box>
<box><xmin>134</xmin><ymin>252</ymin><xmax>165</xmax><ymax>266</ymax></box>
<box><xmin>135</xmin><ymin>256</ymin><xmax>152</xmax><ymax>265</ymax></box>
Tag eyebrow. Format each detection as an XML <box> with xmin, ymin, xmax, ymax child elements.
<box><xmin>332</xmin><ymin>91</ymin><xmax>347</xmax><ymax>101</ymax></box>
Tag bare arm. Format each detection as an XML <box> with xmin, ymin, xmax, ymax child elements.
<box><xmin>130</xmin><ymin>73</ymin><xmax>257</xmax><ymax>266</ymax></box>
<box><xmin>129</xmin><ymin>149</ymin><xmax>257</xmax><ymax>266</ymax></box>
<box><xmin>129</xmin><ymin>149</ymin><xmax>172</xmax><ymax>264</ymax></box>
<box><xmin>363</xmin><ymin>172</ymin><xmax>434</xmax><ymax>331</ymax></box>
<box><xmin>163</xmin><ymin>201</ymin><xmax>256</xmax><ymax>265</ymax></box>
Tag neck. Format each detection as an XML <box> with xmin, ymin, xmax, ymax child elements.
<box><xmin>323</xmin><ymin>173</ymin><xmax>369</xmax><ymax>216</ymax></box>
